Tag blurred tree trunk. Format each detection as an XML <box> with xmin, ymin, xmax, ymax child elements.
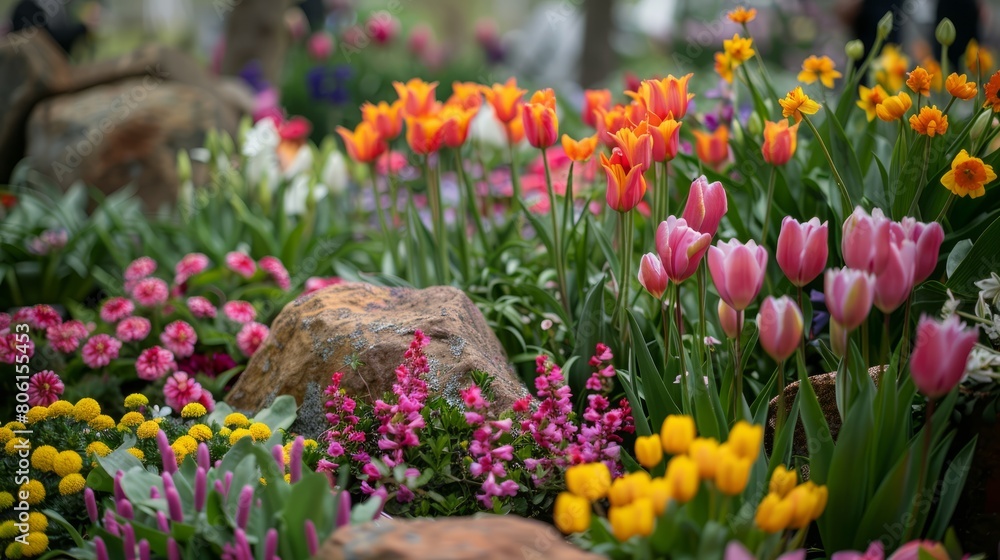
<box><xmin>579</xmin><ymin>0</ymin><xmax>616</xmax><ymax>87</ymax></box>
<box><xmin>220</xmin><ymin>0</ymin><xmax>291</xmax><ymax>85</ymax></box>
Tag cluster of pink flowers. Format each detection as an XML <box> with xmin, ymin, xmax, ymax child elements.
<box><xmin>303</xmin><ymin>276</ymin><xmax>343</xmax><ymax>296</ymax></box>
<box><xmin>163</xmin><ymin>371</ymin><xmax>215</xmax><ymax>411</ymax></box>
<box><xmin>516</xmin><ymin>354</ymin><xmax>579</xmax><ymax>480</ymax></box>
<box><xmin>318</xmin><ymin>372</ymin><xmax>367</xmax><ymax>473</ymax></box>
<box><xmin>460</xmin><ymin>385</ymin><xmax>518</xmax><ymax>507</ymax></box>
<box><xmin>568</xmin><ymin>345</ymin><xmax>632</xmax><ymax>472</ymax></box>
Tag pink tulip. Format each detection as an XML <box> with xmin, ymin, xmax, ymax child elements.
<box><xmin>886</xmin><ymin>541</ymin><xmax>949</xmax><ymax>560</ymax></box>
<box><xmin>681</xmin><ymin>175</ymin><xmax>728</xmax><ymax>237</ymax></box>
<box><xmin>707</xmin><ymin>239</ymin><xmax>768</xmax><ymax>311</ymax></box>
<box><xmin>776</xmin><ymin>216</ymin><xmax>828</xmax><ymax>287</ymax></box>
<box><xmin>874</xmin><ymin>240</ymin><xmax>916</xmax><ymax>313</ymax></box>
<box><xmin>842</xmin><ymin>206</ymin><xmax>893</xmax><ymax>275</ymax></box>
<box><xmin>638</xmin><ymin>253</ymin><xmax>668</xmax><ymax>299</ymax></box>
<box><xmin>824</xmin><ymin>267</ymin><xmax>875</xmax><ymax>330</ymax></box>
<box><xmin>757</xmin><ymin>296</ymin><xmax>803</xmax><ymax>362</ymax></box>
<box><xmin>655</xmin><ymin>216</ymin><xmax>712</xmax><ymax>283</ymax></box>
<box><xmin>910</xmin><ymin>315</ymin><xmax>978</xmax><ymax>399</ymax></box>
<box><xmin>718</xmin><ymin>300</ymin><xmax>743</xmax><ymax>339</ymax></box>
<box><xmin>897</xmin><ymin>218</ymin><xmax>944</xmax><ymax>284</ymax></box>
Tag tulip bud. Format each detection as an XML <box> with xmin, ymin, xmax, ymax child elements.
<box><xmin>718</xmin><ymin>300</ymin><xmax>743</xmax><ymax>339</ymax></box>
<box><xmin>608</xmin><ymin>471</ymin><xmax>652</xmax><ymax>506</ymax></box>
<box><xmin>755</xmin><ymin>493</ymin><xmax>792</xmax><ymax>533</ymax></box>
<box><xmin>660</xmin><ymin>414</ymin><xmax>696</xmax><ymax>455</ymax></box>
<box><xmin>649</xmin><ymin>477</ymin><xmax>673</xmax><ymax>515</ymax></box>
<box><xmin>554</xmin><ymin>492</ymin><xmax>591</xmax><ymax>534</ymax></box>
<box><xmin>970</xmin><ymin>109</ymin><xmax>992</xmax><ymax>141</ymax></box>
<box><xmin>665</xmin><ymin>455</ymin><xmax>700</xmax><ymax>503</ymax></box>
<box><xmin>688</xmin><ymin>437</ymin><xmax>720</xmax><ymax>479</ymax></box>
<box><xmin>634</xmin><ymin>435</ymin><xmax>664</xmax><ymax>468</ymax></box>
<box><xmin>824</xmin><ymin>267</ymin><xmax>876</xmax><ymax>330</ymax></box>
<box><xmin>877</xmin><ymin>12</ymin><xmax>894</xmax><ymax>41</ymax></box>
<box><xmin>936</xmin><ymin>18</ymin><xmax>956</xmax><ymax>47</ymax></box>
<box><xmin>845</xmin><ymin>39</ymin><xmax>865</xmax><ymax>61</ymax></box>
<box><xmin>708</xmin><ymin>239</ymin><xmax>768</xmax><ymax>311</ymax></box>
<box><xmin>715</xmin><ymin>445</ymin><xmax>752</xmax><ymax>496</ymax></box>
<box><xmin>565</xmin><ymin>462</ymin><xmax>611</xmax><ymax>501</ymax></box>
<box><xmin>638</xmin><ymin>253</ymin><xmax>669</xmax><ymax>299</ymax></box>
<box><xmin>910</xmin><ymin>314</ymin><xmax>979</xmax><ymax>399</ymax></box>
<box><xmin>747</xmin><ymin>111</ymin><xmax>764</xmax><ymax>137</ymax></box>
<box><xmin>786</xmin><ymin>483</ymin><xmax>819</xmax><ymax>529</ymax></box>
<box><xmin>777</xmin><ymin>216</ymin><xmax>829</xmax><ymax>287</ymax></box>
<box><xmin>757</xmin><ymin>296</ymin><xmax>804</xmax><ymax>362</ymax></box>
<box><xmin>769</xmin><ymin>465</ymin><xmax>798</xmax><ymax>497</ymax></box>
<box><xmin>727</xmin><ymin>420</ymin><xmax>764</xmax><ymax>462</ymax></box>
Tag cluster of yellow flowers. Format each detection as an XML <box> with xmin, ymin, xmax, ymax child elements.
<box><xmin>0</xmin><ymin>511</ymin><xmax>49</xmax><ymax>558</ymax></box>
<box><xmin>754</xmin><ymin>465</ymin><xmax>828</xmax><ymax>533</ymax></box>
<box><xmin>554</xmin><ymin>416</ymin><xmax>783</xmax><ymax>542</ymax></box>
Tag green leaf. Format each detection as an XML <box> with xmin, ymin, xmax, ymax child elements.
<box><xmin>42</xmin><ymin>509</ymin><xmax>86</xmax><ymax>548</ymax></box>
<box><xmin>626</xmin><ymin>309</ymin><xmax>681</xmax><ymax>427</ymax></box>
<box><xmin>947</xmin><ymin>214</ymin><xmax>1000</xmax><ymax>296</ymax></box>
<box><xmin>617</xmin><ymin>369</ymin><xmax>652</xmax><ymax>436</ymax></box>
<box><xmin>570</xmin><ymin>278</ymin><xmax>607</xmax><ymax>392</ymax></box>
<box><xmin>252</xmin><ymin>395</ymin><xmax>299</xmax><ymax>431</ymax></box>
<box><xmin>946</xmin><ymin>239</ymin><xmax>973</xmax><ymax>278</ymax></box>
<box><xmin>926</xmin><ymin>435</ymin><xmax>977</xmax><ymax>540</ymax></box>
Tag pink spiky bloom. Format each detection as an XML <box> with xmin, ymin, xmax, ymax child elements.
<box><xmin>163</xmin><ymin>371</ymin><xmax>205</xmax><ymax>410</ymax></box>
<box><xmin>100</xmin><ymin>297</ymin><xmax>134</xmax><ymax>323</ymax></box>
<box><xmin>131</xmin><ymin>278</ymin><xmax>169</xmax><ymax>307</ymax></box>
<box><xmin>136</xmin><ymin>346</ymin><xmax>176</xmax><ymax>381</ymax></box>
<box><xmin>161</xmin><ymin>320</ymin><xmax>198</xmax><ymax>358</ymax></box>
<box><xmin>461</xmin><ymin>383</ymin><xmax>519</xmax><ymax>507</ymax></box>
<box><xmin>236</xmin><ymin>322</ymin><xmax>269</xmax><ymax>357</ymax></box>
<box><xmin>27</xmin><ymin>370</ymin><xmax>64</xmax><ymax>406</ymax></box>
<box><xmin>82</xmin><ymin>334</ymin><xmax>123</xmax><ymax>368</ymax></box>
<box><xmin>116</xmin><ymin>316</ymin><xmax>152</xmax><ymax>342</ymax></box>
<box><xmin>319</xmin><ymin>372</ymin><xmax>365</xmax><ymax>472</ymax></box>
<box><xmin>187</xmin><ymin>296</ymin><xmax>217</xmax><ymax>319</ymax></box>
<box><xmin>259</xmin><ymin>256</ymin><xmax>291</xmax><ymax>290</ymax></box>
<box><xmin>46</xmin><ymin>320</ymin><xmax>88</xmax><ymax>353</ymax></box>
<box><xmin>223</xmin><ymin>301</ymin><xmax>257</xmax><ymax>324</ymax></box>
<box><xmin>225</xmin><ymin>252</ymin><xmax>257</xmax><ymax>279</ymax></box>
<box><xmin>174</xmin><ymin>253</ymin><xmax>210</xmax><ymax>284</ymax></box>
<box><xmin>125</xmin><ymin>257</ymin><xmax>157</xmax><ymax>282</ymax></box>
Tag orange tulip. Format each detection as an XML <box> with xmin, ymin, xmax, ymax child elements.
<box><xmin>762</xmin><ymin>120</ymin><xmax>798</xmax><ymax>166</ymax></box>
<box><xmin>582</xmin><ymin>89</ymin><xmax>613</xmax><ymax>128</ymax></box>
<box><xmin>626</xmin><ymin>74</ymin><xmax>695</xmax><ymax>121</ymax></box>
<box><xmin>561</xmin><ymin>134</ymin><xmax>598</xmax><ymax>162</ymax></box>
<box><xmin>693</xmin><ymin>125</ymin><xmax>729</xmax><ymax>168</ymax></box>
<box><xmin>361</xmin><ymin>100</ymin><xmax>404</xmax><ymax>141</ymax></box>
<box><xmin>608</xmin><ymin>124</ymin><xmax>652</xmax><ymax>173</ymax></box>
<box><xmin>601</xmin><ymin>149</ymin><xmax>647</xmax><ymax>212</ymax></box>
<box><xmin>482</xmin><ymin>77</ymin><xmax>526</xmax><ymax>123</ymax></box>
<box><xmin>405</xmin><ymin>115</ymin><xmax>451</xmax><ymax>154</ymax></box>
<box><xmin>393</xmin><ymin>78</ymin><xmax>439</xmax><ymax>118</ymax></box>
<box><xmin>522</xmin><ymin>89</ymin><xmax>559</xmax><ymax>149</ymax></box>
<box><xmin>440</xmin><ymin>104</ymin><xmax>479</xmax><ymax>148</ymax></box>
<box><xmin>447</xmin><ymin>81</ymin><xmax>482</xmax><ymax>110</ymax></box>
<box><xmin>595</xmin><ymin>105</ymin><xmax>629</xmax><ymax>148</ymax></box>
<box><xmin>336</xmin><ymin>121</ymin><xmax>387</xmax><ymax>163</ymax></box>
<box><xmin>646</xmin><ymin>114</ymin><xmax>682</xmax><ymax>162</ymax></box>
<box><xmin>503</xmin><ymin>117</ymin><xmax>524</xmax><ymax>144</ymax></box>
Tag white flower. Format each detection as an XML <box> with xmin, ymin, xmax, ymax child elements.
<box><xmin>150</xmin><ymin>405</ymin><xmax>172</xmax><ymax>418</ymax></box>
<box><xmin>940</xmin><ymin>289</ymin><xmax>960</xmax><ymax>319</ymax></box>
<box><xmin>975</xmin><ymin>272</ymin><xmax>1000</xmax><ymax>306</ymax></box>
<box><xmin>284</xmin><ymin>175</ymin><xmax>328</xmax><ymax>217</ymax></box>
<box><xmin>963</xmin><ymin>345</ymin><xmax>1000</xmax><ymax>384</ymax></box>
<box><xmin>322</xmin><ymin>151</ymin><xmax>349</xmax><ymax>195</ymax></box>
<box><xmin>242</xmin><ymin>119</ymin><xmax>281</xmax><ymax>191</ymax></box>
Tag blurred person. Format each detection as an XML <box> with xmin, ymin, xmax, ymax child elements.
<box><xmin>8</xmin><ymin>0</ymin><xmax>90</xmax><ymax>53</ymax></box>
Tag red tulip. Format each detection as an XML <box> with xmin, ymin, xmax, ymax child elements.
<box><xmin>707</xmin><ymin>239</ymin><xmax>768</xmax><ymax>311</ymax></box>
<box><xmin>910</xmin><ymin>315</ymin><xmax>978</xmax><ymax>399</ymax></box>
<box><xmin>776</xmin><ymin>217</ymin><xmax>828</xmax><ymax>287</ymax></box>
<box><xmin>841</xmin><ymin>206</ymin><xmax>892</xmax><ymax>275</ymax></box>
<box><xmin>824</xmin><ymin>267</ymin><xmax>875</xmax><ymax>330</ymax></box>
<box><xmin>638</xmin><ymin>253</ymin><xmax>668</xmax><ymax>299</ymax></box>
<box><xmin>601</xmin><ymin>149</ymin><xmax>647</xmax><ymax>212</ymax></box>
<box><xmin>757</xmin><ymin>296</ymin><xmax>803</xmax><ymax>362</ymax></box>
<box><xmin>681</xmin><ymin>176</ymin><xmax>728</xmax><ymax>237</ymax></box>
<box><xmin>655</xmin><ymin>216</ymin><xmax>712</xmax><ymax>283</ymax></box>
<box><xmin>874</xmin><ymin>239</ymin><xmax>916</xmax><ymax>313</ymax></box>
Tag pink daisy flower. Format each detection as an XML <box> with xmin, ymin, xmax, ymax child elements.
<box><xmin>303</xmin><ymin>276</ymin><xmax>343</xmax><ymax>295</ymax></box>
<box><xmin>187</xmin><ymin>296</ymin><xmax>217</xmax><ymax>319</ymax></box>
<box><xmin>46</xmin><ymin>320</ymin><xmax>88</xmax><ymax>353</ymax></box>
<box><xmin>223</xmin><ymin>301</ymin><xmax>257</xmax><ymax>324</ymax></box>
<box><xmin>29</xmin><ymin>304</ymin><xmax>62</xmax><ymax>329</ymax></box>
<box><xmin>135</xmin><ymin>346</ymin><xmax>176</xmax><ymax>381</ymax></box>
<box><xmin>131</xmin><ymin>278</ymin><xmax>169</xmax><ymax>307</ymax></box>
<box><xmin>11</xmin><ymin>307</ymin><xmax>33</xmax><ymax>325</ymax></box>
<box><xmin>163</xmin><ymin>371</ymin><xmax>205</xmax><ymax>410</ymax></box>
<box><xmin>259</xmin><ymin>256</ymin><xmax>291</xmax><ymax>290</ymax></box>
<box><xmin>125</xmin><ymin>256</ymin><xmax>157</xmax><ymax>282</ymax></box>
<box><xmin>27</xmin><ymin>370</ymin><xmax>64</xmax><ymax>406</ymax></box>
<box><xmin>100</xmin><ymin>297</ymin><xmax>135</xmax><ymax>323</ymax></box>
<box><xmin>0</xmin><ymin>332</ymin><xmax>34</xmax><ymax>364</ymax></box>
<box><xmin>116</xmin><ymin>316</ymin><xmax>152</xmax><ymax>342</ymax></box>
<box><xmin>174</xmin><ymin>253</ymin><xmax>210</xmax><ymax>284</ymax></box>
<box><xmin>236</xmin><ymin>322</ymin><xmax>269</xmax><ymax>357</ymax></box>
<box><xmin>0</xmin><ymin>313</ymin><xmax>9</xmax><ymax>331</ymax></box>
<box><xmin>81</xmin><ymin>334</ymin><xmax>123</xmax><ymax>368</ymax></box>
<box><xmin>160</xmin><ymin>320</ymin><xmax>198</xmax><ymax>358</ymax></box>
<box><xmin>225</xmin><ymin>252</ymin><xmax>257</xmax><ymax>279</ymax></box>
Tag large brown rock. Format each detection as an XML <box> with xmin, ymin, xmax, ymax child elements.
<box><xmin>24</xmin><ymin>79</ymin><xmax>240</xmax><ymax>210</ymax></box>
<box><xmin>319</xmin><ymin>516</ymin><xmax>603</xmax><ymax>560</ymax></box>
<box><xmin>226</xmin><ymin>283</ymin><xmax>528</xmax><ymax>435</ymax></box>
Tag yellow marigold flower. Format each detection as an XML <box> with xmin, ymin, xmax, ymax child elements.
<box><xmin>727</xmin><ymin>421</ymin><xmax>764</xmax><ymax>462</ymax></box>
<box><xmin>5</xmin><ymin>437</ymin><xmax>29</xmax><ymax>455</ymax></box>
<box><xmin>660</xmin><ymin>414</ymin><xmax>696</xmax><ymax>455</ymax></box>
<box><xmin>875</xmin><ymin>91</ymin><xmax>912</xmax><ymax>121</ymax></box>
<box><xmin>303</xmin><ymin>439</ymin><xmax>319</xmax><ymax>450</ymax></box>
<box><xmin>26</xmin><ymin>407</ymin><xmax>49</xmax><ymax>424</ymax></box>
<box><xmin>126</xmin><ymin>448</ymin><xmax>145</xmax><ymax>461</ymax></box>
<box><xmin>909</xmin><ymin>106</ymin><xmax>948</xmax><ymax>137</ymax></box>
<box><xmin>173</xmin><ymin>435</ymin><xmax>198</xmax><ymax>455</ymax></box>
<box><xmin>86</xmin><ymin>441</ymin><xmax>112</xmax><ymax>458</ymax></box>
<box><xmin>21</xmin><ymin>531</ymin><xmax>49</xmax><ymax>557</ymax></box>
<box><xmin>120</xmin><ymin>412</ymin><xmax>144</xmax><ymax>427</ymax></box>
<box><xmin>0</xmin><ymin>427</ymin><xmax>12</xmax><ymax>444</ymax></box>
<box><xmin>565</xmin><ymin>463</ymin><xmax>612</xmax><ymax>501</ymax></box>
<box><xmin>755</xmin><ymin>492</ymin><xmax>793</xmax><ymax>533</ymax></box>
<box><xmin>634</xmin><ymin>435</ymin><xmax>664</xmax><ymax>468</ymax></box>
<box><xmin>906</xmin><ymin>66</ymin><xmax>933</xmax><ymax>96</ymax></box>
<box><xmin>124</xmin><ymin>393</ymin><xmax>149</xmax><ymax>409</ymax></box>
<box><xmin>224</xmin><ymin>413</ymin><xmax>250</xmax><ymax>429</ymax></box>
<box><xmin>984</xmin><ymin>70</ymin><xmax>1000</xmax><ymax>112</ymax></box>
<box><xmin>715</xmin><ymin>444</ymin><xmax>753</xmax><ymax>496</ymax></box>
<box><xmin>689</xmin><ymin>437</ymin><xmax>720</xmax><ymax>479</ymax></box>
<box><xmin>727</xmin><ymin>6</ymin><xmax>757</xmax><ymax>24</ymax></box>
<box><xmin>0</xmin><ymin>520</ymin><xmax>16</xmax><ymax>538</ymax></box>
<box><xmin>5</xmin><ymin>542</ymin><xmax>21</xmax><ymax>559</ymax></box>
<box><xmin>47</xmin><ymin>400</ymin><xmax>74</xmax><ymax>417</ymax></box>
<box><xmin>188</xmin><ymin>424</ymin><xmax>213</xmax><ymax>441</ymax></box>
<box><xmin>136</xmin><ymin>420</ymin><xmax>160</xmax><ymax>440</ymax></box>
<box><xmin>714</xmin><ymin>51</ymin><xmax>735</xmax><ymax>84</ymax></box>
<box><xmin>19</xmin><ymin>480</ymin><xmax>45</xmax><ymax>505</ymax></box>
<box><xmin>779</xmin><ymin>87</ymin><xmax>821</xmax><ymax>122</ymax></box>
<box><xmin>31</xmin><ymin>445</ymin><xmax>58</xmax><ymax>472</ymax></box>
<box><xmin>218</xmin><ymin>427</ymin><xmax>232</xmax><ymax>438</ymax></box>
<box><xmin>88</xmin><ymin>414</ymin><xmax>115</xmax><ymax>430</ymax></box>
<box><xmin>181</xmin><ymin>403</ymin><xmax>207</xmax><ymax>418</ymax></box>
<box><xmin>966</xmin><ymin>39</ymin><xmax>994</xmax><ymax>75</ymax></box>
<box><xmin>769</xmin><ymin>464</ymin><xmax>798</xmax><ymax>497</ymax></box>
<box><xmin>230</xmin><ymin>428</ymin><xmax>252</xmax><ymax>445</ymax></box>
<box><xmin>798</xmin><ymin>55</ymin><xmax>842</xmax><ymax>88</ymax></box>
<box><xmin>248</xmin><ymin>423</ymin><xmax>272</xmax><ymax>442</ymax></box>
<box><xmin>5</xmin><ymin>421</ymin><xmax>25</xmax><ymax>431</ymax></box>
<box><xmin>72</xmin><ymin>398</ymin><xmax>101</xmax><ymax>422</ymax></box>
<box><xmin>553</xmin><ymin>492</ymin><xmax>591</xmax><ymax>534</ymax></box>
<box><xmin>945</xmin><ymin>73</ymin><xmax>977</xmax><ymax>100</ymax></box>
<box><xmin>0</xmin><ymin>491</ymin><xmax>13</xmax><ymax>510</ymax></box>
<box><xmin>941</xmin><ymin>149</ymin><xmax>997</xmax><ymax>198</ymax></box>
<box><xmin>53</xmin><ymin>450</ymin><xmax>83</xmax><ymax>477</ymax></box>
<box><xmin>723</xmin><ymin>34</ymin><xmax>754</xmax><ymax>64</ymax></box>
<box><xmin>26</xmin><ymin>512</ymin><xmax>47</xmax><ymax>533</ymax></box>
<box><xmin>665</xmin><ymin>455</ymin><xmax>700</xmax><ymax>504</ymax></box>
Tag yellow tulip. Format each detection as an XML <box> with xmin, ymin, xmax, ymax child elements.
<box><xmin>715</xmin><ymin>445</ymin><xmax>752</xmax><ymax>496</ymax></box>
<box><xmin>688</xmin><ymin>437</ymin><xmax>720</xmax><ymax>479</ymax></box>
<box><xmin>726</xmin><ymin>421</ymin><xmax>763</xmax><ymax>462</ymax></box>
<box><xmin>649</xmin><ymin>477</ymin><xmax>673</xmax><ymax>515</ymax></box>
<box><xmin>807</xmin><ymin>482</ymin><xmax>828</xmax><ymax>521</ymax></box>
<box><xmin>608</xmin><ymin>471</ymin><xmax>652</xmax><ymax>507</ymax></box>
<box><xmin>785</xmin><ymin>483</ymin><xmax>820</xmax><ymax>529</ymax></box>
<box><xmin>660</xmin><ymin>415</ymin><xmax>696</xmax><ymax>455</ymax></box>
<box><xmin>565</xmin><ymin>463</ymin><xmax>611</xmax><ymax>501</ymax></box>
<box><xmin>554</xmin><ymin>492</ymin><xmax>591</xmax><ymax>534</ymax></box>
<box><xmin>768</xmin><ymin>465</ymin><xmax>797</xmax><ymax>498</ymax></box>
<box><xmin>665</xmin><ymin>455</ymin><xmax>700</xmax><ymax>504</ymax></box>
<box><xmin>635</xmin><ymin>435</ymin><xmax>664</xmax><ymax>468</ymax></box>
<box><xmin>755</xmin><ymin>493</ymin><xmax>792</xmax><ymax>533</ymax></box>
<box><xmin>609</xmin><ymin>498</ymin><xmax>656</xmax><ymax>541</ymax></box>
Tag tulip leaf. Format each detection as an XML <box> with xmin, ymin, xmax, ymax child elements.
<box><xmin>794</xmin><ymin>353</ymin><xmax>833</xmax><ymax>484</ymax></box>
<box><xmin>945</xmin><ymin>239</ymin><xmax>973</xmax><ymax>277</ymax></box>
<box><xmin>570</xmin><ymin>278</ymin><xmax>607</xmax><ymax>393</ymax></box>
<box><xmin>820</xmin><ymin>387</ymin><xmax>874</xmax><ymax>551</ymax></box>
<box><xmin>925</xmin><ymin>435</ymin><xmax>977</xmax><ymax>540</ymax></box>
<box><xmin>946</xmin><ymin>214</ymin><xmax>1000</xmax><ymax>296</ymax></box>
<box><xmin>617</xmin><ymin>369</ymin><xmax>652</xmax><ymax>437</ymax></box>
<box><xmin>627</xmin><ymin>309</ymin><xmax>681</xmax><ymax>426</ymax></box>
<box><xmin>591</xmin><ymin>214</ymin><xmax>621</xmax><ymax>281</ymax></box>
<box><xmin>824</xmin><ymin>109</ymin><xmax>867</xmax><ymax>211</ymax></box>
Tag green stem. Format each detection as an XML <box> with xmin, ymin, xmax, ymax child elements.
<box><xmin>903</xmin><ymin>397</ymin><xmax>935</xmax><ymax>542</ymax></box>
<box><xmin>697</xmin><ymin>266</ymin><xmax>708</xmax><ymax>371</ymax></box>
<box><xmin>508</xmin><ymin>142</ymin><xmax>522</xmax><ymax>208</ymax></box>
<box><xmin>734</xmin><ymin>315</ymin><xmax>744</xmax><ymax>421</ymax></box>
<box><xmin>454</xmin><ymin>150</ymin><xmax>488</xmax><ymax>276</ymax></box>
<box><xmin>776</xmin><ymin>359</ymin><xmax>787</xmax><ymax>443</ymax></box>
<box><xmin>675</xmin><ymin>283</ymin><xmax>691</xmax><ymax>415</ymax></box>
<box><xmin>762</xmin><ymin>166</ymin><xmax>777</xmax><ymax>244</ymax></box>
<box><xmin>906</xmin><ymin>136</ymin><xmax>932</xmax><ymax>218</ymax></box>
<box><xmin>542</xmin><ymin>148</ymin><xmax>571</xmax><ymax>318</ymax></box>
<box><xmin>453</xmin><ymin>152</ymin><xmax>472</xmax><ymax>282</ymax></box>
<box><xmin>880</xmin><ymin>312</ymin><xmax>890</xmax><ymax>378</ymax></box>
<box><xmin>801</xmin><ymin>114</ymin><xmax>851</xmax><ymax>211</ymax></box>
<box><xmin>662</xmin><ymin>160</ymin><xmax>671</xmax><ymax>221</ymax></box>
<box><xmin>934</xmin><ymin>193</ymin><xmax>955</xmax><ymax>223</ymax></box>
<box><xmin>370</xmin><ymin>164</ymin><xmax>395</xmax><ymax>272</ymax></box>
<box><xmin>423</xmin><ymin>156</ymin><xmax>448</xmax><ymax>284</ymax></box>
<box><xmin>940</xmin><ymin>45</ymin><xmax>949</xmax><ymax>82</ymax></box>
